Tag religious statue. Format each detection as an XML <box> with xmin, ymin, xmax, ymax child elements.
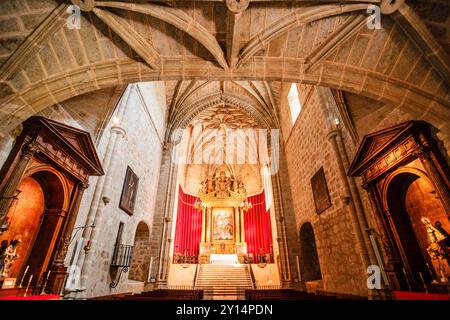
<box><xmin>0</xmin><ymin>240</ymin><xmax>7</xmax><ymax>278</ymax></box>
<box><xmin>0</xmin><ymin>238</ymin><xmax>21</xmax><ymax>279</ymax></box>
<box><xmin>435</xmin><ymin>221</ymin><xmax>450</xmax><ymax>248</ymax></box>
<box><xmin>231</xmin><ymin>179</ymin><xmax>237</xmax><ymax>192</ymax></box>
<box><xmin>421</xmin><ymin>217</ymin><xmax>450</xmax><ymax>283</ymax></box>
<box><xmin>422</xmin><ymin>217</ymin><xmax>447</xmax><ymax>244</ymax></box>
<box><xmin>215</xmin><ymin>171</ymin><xmax>232</xmax><ymax>197</ymax></box>
<box><xmin>238</xmin><ymin>182</ymin><xmax>246</xmax><ymax>195</ymax></box>
<box><xmin>125</xmin><ymin>179</ymin><xmax>136</xmax><ymax>208</ymax></box>
<box><xmin>207</xmin><ymin>178</ymin><xmax>213</xmax><ymax>193</ymax></box>
<box><xmin>201</xmin><ymin>180</ymin><xmax>208</xmax><ymax>194</ymax></box>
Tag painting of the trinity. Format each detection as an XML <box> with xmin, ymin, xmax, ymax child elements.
<box><xmin>213</xmin><ymin>209</ymin><xmax>234</xmax><ymax>241</ymax></box>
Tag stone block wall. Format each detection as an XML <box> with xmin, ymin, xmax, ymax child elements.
<box><xmin>283</xmin><ymin>86</ymin><xmax>369</xmax><ymax>296</ymax></box>
<box><xmin>63</xmin><ymin>82</ymin><xmax>167</xmax><ymax>298</ymax></box>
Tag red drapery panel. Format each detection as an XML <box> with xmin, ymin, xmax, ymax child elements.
<box><xmin>173</xmin><ymin>186</ymin><xmax>203</xmax><ymax>260</ymax></box>
<box><xmin>244</xmin><ymin>191</ymin><xmax>274</xmax><ymax>263</ymax></box>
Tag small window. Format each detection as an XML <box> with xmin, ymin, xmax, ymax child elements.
<box><xmin>288</xmin><ymin>83</ymin><xmax>301</xmax><ymax>124</ymax></box>
<box><xmin>115</xmin><ymin>222</ymin><xmax>125</xmax><ymax>245</ymax></box>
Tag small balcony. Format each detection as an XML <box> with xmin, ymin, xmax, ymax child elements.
<box><xmin>111</xmin><ymin>244</ymin><xmax>133</xmax><ymax>268</ymax></box>
<box><xmin>110</xmin><ymin>244</ymin><xmax>133</xmax><ymax>288</ymax></box>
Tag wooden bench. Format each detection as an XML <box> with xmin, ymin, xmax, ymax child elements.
<box><xmin>90</xmin><ymin>289</ymin><xmax>203</xmax><ymax>300</ymax></box>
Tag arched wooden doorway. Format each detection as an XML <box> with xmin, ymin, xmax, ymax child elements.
<box><xmin>129</xmin><ymin>222</ymin><xmax>151</xmax><ymax>282</ymax></box>
<box><xmin>299</xmin><ymin>222</ymin><xmax>322</xmax><ymax>282</ymax></box>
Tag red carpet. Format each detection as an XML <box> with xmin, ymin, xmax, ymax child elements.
<box><xmin>393</xmin><ymin>291</ymin><xmax>450</xmax><ymax>300</ymax></box>
<box><xmin>0</xmin><ymin>294</ymin><xmax>60</xmax><ymax>300</ymax></box>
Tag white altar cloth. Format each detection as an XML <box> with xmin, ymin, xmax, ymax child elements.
<box><xmin>209</xmin><ymin>254</ymin><xmax>239</xmax><ymax>264</ymax></box>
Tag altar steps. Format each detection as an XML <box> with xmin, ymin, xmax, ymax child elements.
<box><xmin>195</xmin><ymin>264</ymin><xmax>254</xmax><ymax>300</ymax></box>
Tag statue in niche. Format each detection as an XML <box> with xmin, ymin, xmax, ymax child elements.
<box><xmin>434</xmin><ymin>221</ymin><xmax>450</xmax><ymax>248</ymax></box>
<box><xmin>207</xmin><ymin>178</ymin><xmax>213</xmax><ymax>193</ymax></box>
<box><xmin>232</xmin><ymin>179</ymin><xmax>237</xmax><ymax>192</ymax></box>
<box><xmin>421</xmin><ymin>217</ymin><xmax>450</xmax><ymax>283</ymax></box>
<box><xmin>422</xmin><ymin>217</ymin><xmax>447</xmax><ymax>244</ymax></box>
<box><xmin>215</xmin><ymin>171</ymin><xmax>231</xmax><ymax>197</ymax></box>
<box><xmin>201</xmin><ymin>180</ymin><xmax>208</xmax><ymax>194</ymax></box>
<box><xmin>0</xmin><ymin>240</ymin><xmax>7</xmax><ymax>278</ymax></box>
<box><xmin>238</xmin><ymin>182</ymin><xmax>246</xmax><ymax>194</ymax></box>
<box><xmin>0</xmin><ymin>238</ymin><xmax>21</xmax><ymax>279</ymax></box>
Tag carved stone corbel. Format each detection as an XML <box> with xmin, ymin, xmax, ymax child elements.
<box><xmin>71</xmin><ymin>0</ymin><xmax>95</xmax><ymax>12</ymax></box>
<box><xmin>226</xmin><ymin>0</ymin><xmax>250</xmax><ymax>14</ymax></box>
<box><xmin>380</xmin><ymin>0</ymin><xmax>405</xmax><ymax>15</ymax></box>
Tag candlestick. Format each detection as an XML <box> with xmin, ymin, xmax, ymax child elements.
<box><xmin>59</xmin><ymin>272</ymin><xmax>69</xmax><ymax>298</ymax></box>
<box><xmin>19</xmin><ymin>265</ymin><xmax>30</xmax><ymax>288</ymax></box>
<box><xmin>40</xmin><ymin>270</ymin><xmax>52</xmax><ymax>295</ymax></box>
<box><xmin>401</xmin><ymin>267</ymin><xmax>412</xmax><ymax>291</ymax></box>
<box><xmin>418</xmin><ymin>272</ymin><xmax>428</xmax><ymax>293</ymax></box>
<box><xmin>24</xmin><ymin>275</ymin><xmax>33</xmax><ymax>297</ymax></box>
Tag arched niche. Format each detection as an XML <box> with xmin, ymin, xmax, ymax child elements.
<box><xmin>128</xmin><ymin>222</ymin><xmax>151</xmax><ymax>282</ymax></box>
<box><xmin>0</xmin><ymin>117</ymin><xmax>103</xmax><ymax>295</ymax></box>
<box><xmin>3</xmin><ymin>169</ymin><xmax>69</xmax><ymax>288</ymax></box>
<box><xmin>299</xmin><ymin>222</ymin><xmax>322</xmax><ymax>282</ymax></box>
<box><xmin>349</xmin><ymin>121</ymin><xmax>450</xmax><ymax>293</ymax></box>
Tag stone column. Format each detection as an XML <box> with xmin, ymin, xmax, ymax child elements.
<box><xmin>74</xmin><ymin>86</ymin><xmax>131</xmax><ymax>295</ymax></box>
<box><xmin>328</xmin><ymin>130</ymin><xmax>373</xmax><ymax>283</ymax></box>
<box><xmin>239</xmin><ymin>208</ymin><xmax>245</xmax><ymax>243</ymax></box>
<box><xmin>318</xmin><ymin>86</ymin><xmax>388</xmax><ymax>297</ymax></box>
<box><xmin>234</xmin><ymin>207</ymin><xmax>240</xmax><ymax>243</ymax></box>
<box><xmin>271</xmin><ymin>172</ymin><xmax>292</xmax><ymax>285</ymax></box>
<box><xmin>0</xmin><ymin>140</ymin><xmax>38</xmax><ymax>233</ymax></box>
<box><xmin>77</xmin><ymin>124</ymin><xmax>126</xmax><ymax>293</ymax></box>
<box><xmin>156</xmin><ymin>141</ymin><xmax>179</xmax><ymax>285</ymax></box>
<box><xmin>334</xmin><ymin>129</ymin><xmax>379</xmax><ymax>266</ymax></box>
<box><xmin>201</xmin><ymin>207</ymin><xmax>206</xmax><ymax>243</ymax></box>
<box><xmin>206</xmin><ymin>208</ymin><xmax>212</xmax><ymax>243</ymax></box>
<box><xmin>329</xmin><ymin>129</ymin><xmax>393</xmax><ymax>298</ymax></box>
<box><xmin>417</xmin><ymin>148</ymin><xmax>450</xmax><ymax>214</ymax></box>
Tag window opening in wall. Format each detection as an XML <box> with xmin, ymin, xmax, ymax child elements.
<box><xmin>288</xmin><ymin>83</ymin><xmax>302</xmax><ymax>124</ymax></box>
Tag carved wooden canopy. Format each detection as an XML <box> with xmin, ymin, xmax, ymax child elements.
<box><xmin>347</xmin><ymin>121</ymin><xmax>435</xmax><ymax>185</ymax></box>
<box><xmin>21</xmin><ymin>116</ymin><xmax>104</xmax><ymax>181</ymax></box>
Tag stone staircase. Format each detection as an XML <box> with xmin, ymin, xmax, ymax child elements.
<box><xmin>195</xmin><ymin>264</ymin><xmax>254</xmax><ymax>300</ymax></box>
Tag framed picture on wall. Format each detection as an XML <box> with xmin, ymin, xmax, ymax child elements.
<box><xmin>119</xmin><ymin>166</ymin><xmax>139</xmax><ymax>215</ymax></box>
<box><xmin>311</xmin><ymin>167</ymin><xmax>331</xmax><ymax>214</ymax></box>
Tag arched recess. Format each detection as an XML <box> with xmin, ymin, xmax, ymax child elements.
<box><xmin>0</xmin><ymin>166</ymin><xmax>69</xmax><ymax>287</ymax></box>
<box><xmin>168</xmin><ymin>91</ymin><xmax>276</xmax><ymax>143</ymax></box>
<box><xmin>128</xmin><ymin>221</ymin><xmax>151</xmax><ymax>282</ymax></box>
<box><xmin>299</xmin><ymin>222</ymin><xmax>322</xmax><ymax>282</ymax></box>
<box><xmin>382</xmin><ymin>168</ymin><xmax>449</xmax><ymax>291</ymax></box>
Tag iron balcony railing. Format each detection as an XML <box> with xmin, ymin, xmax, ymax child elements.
<box><xmin>111</xmin><ymin>244</ymin><xmax>133</xmax><ymax>268</ymax></box>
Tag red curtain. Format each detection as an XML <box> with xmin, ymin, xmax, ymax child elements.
<box><xmin>244</xmin><ymin>191</ymin><xmax>274</xmax><ymax>263</ymax></box>
<box><xmin>173</xmin><ymin>186</ymin><xmax>203</xmax><ymax>260</ymax></box>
